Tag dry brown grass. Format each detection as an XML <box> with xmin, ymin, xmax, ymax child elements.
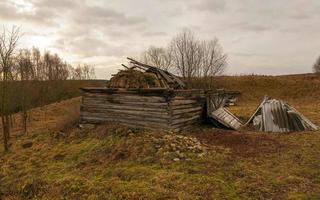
<box><xmin>1</xmin><ymin>74</ymin><xmax>320</xmax><ymax>199</ymax></box>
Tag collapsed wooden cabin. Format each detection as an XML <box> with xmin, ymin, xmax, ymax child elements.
<box><xmin>80</xmin><ymin>58</ymin><xmax>240</xmax><ymax>131</ymax></box>
<box><xmin>81</xmin><ymin>88</ymin><xmax>206</xmax><ymax>131</ymax></box>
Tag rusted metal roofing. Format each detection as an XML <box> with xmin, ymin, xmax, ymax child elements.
<box><xmin>247</xmin><ymin>96</ymin><xmax>318</xmax><ymax>132</ymax></box>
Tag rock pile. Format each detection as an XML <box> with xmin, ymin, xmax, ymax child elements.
<box><xmin>149</xmin><ymin>133</ymin><xmax>207</xmax><ymax>161</ymax></box>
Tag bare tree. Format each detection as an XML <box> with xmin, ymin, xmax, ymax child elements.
<box><xmin>314</xmin><ymin>56</ymin><xmax>320</xmax><ymax>73</ymax></box>
<box><xmin>0</xmin><ymin>26</ymin><xmax>20</xmax><ymax>151</ymax></box>
<box><xmin>141</xmin><ymin>29</ymin><xmax>227</xmax><ymax>83</ymax></box>
<box><xmin>170</xmin><ymin>30</ymin><xmax>201</xmax><ymax>79</ymax></box>
<box><xmin>170</xmin><ymin>29</ymin><xmax>227</xmax><ymax>80</ymax></box>
<box><xmin>142</xmin><ymin>46</ymin><xmax>172</xmax><ymax>71</ymax></box>
<box><xmin>69</xmin><ymin>64</ymin><xmax>95</xmax><ymax>80</ymax></box>
<box><xmin>16</xmin><ymin>49</ymin><xmax>34</xmax><ymax>134</ymax></box>
<box><xmin>198</xmin><ymin>39</ymin><xmax>227</xmax><ymax>77</ymax></box>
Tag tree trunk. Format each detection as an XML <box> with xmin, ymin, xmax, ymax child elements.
<box><xmin>2</xmin><ymin>115</ymin><xmax>10</xmax><ymax>151</ymax></box>
<box><xmin>22</xmin><ymin>111</ymin><xmax>27</xmax><ymax>134</ymax></box>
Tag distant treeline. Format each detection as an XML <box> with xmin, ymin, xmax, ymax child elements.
<box><xmin>1</xmin><ymin>80</ymin><xmax>105</xmax><ymax>114</ymax></box>
<box><xmin>11</xmin><ymin>47</ymin><xmax>95</xmax><ymax>81</ymax></box>
<box><xmin>0</xmin><ymin>27</ymin><xmax>99</xmax><ymax>151</ymax></box>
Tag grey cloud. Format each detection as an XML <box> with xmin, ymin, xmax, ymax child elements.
<box><xmin>0</xmin><ymin>2</ymin><xmax>18</xmax><ymax>20</ymax></box>
<box><xmin>191</xmin><ymin>0</ymin><xmax>226</xmax><ymax>12</ymax></box>
<box><xmin>230</xmin><ymin>52</ymin><xmax>269</xmax><ymax>57</ymax></box>
<box><xmin>54</xmin><ymin>36</ymin><xmax>125</xmax><ymax>58</ymax></box>
<box><xmin>231</xmin><ymin>22</ymin><xmax>276</xmax><ymax>32</ymax></box>
<box><xmin>142</xmin><ymin>31</ymin><xmax>167</xmax><ymax>37</ymax></box>
<box><xmin>72</xmin><ymin>6</ymin><xmax>146</xmax><ymax>26</ymax></box>
<box><xmin>0</xmin><ymin>1</ymin><xmax>58</xmax><ymax>26</ymax></box>
<box><xmin>30</xmin><ymin>0</ymin><xmax>78</xmax><ymax>9</ymax></box>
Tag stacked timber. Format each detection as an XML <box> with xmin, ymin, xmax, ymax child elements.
<box><xmin>80</xmin><ymin>88</ymin><xmax>205</xmax><ymax>131</ymax></box>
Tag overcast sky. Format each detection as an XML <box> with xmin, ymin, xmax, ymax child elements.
<box><xmin>0</xmin><ymin>0</ymin><xmax>319</xmax><ymax>79</ymax></box>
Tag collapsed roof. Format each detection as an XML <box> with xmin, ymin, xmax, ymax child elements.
<box><xmin>106</xmin><ymin>58</ymin><xmax>186</xmax><ymax>89</ymax></box>
<box><xmin>246</xmin><ymin>96</ymin><xmax>318</xmax><ymax>132</ymax></box>
<box><xmin>206</xmin><ymin>91</ymin><xmax>243</xmax><ymax>130</ymax></box>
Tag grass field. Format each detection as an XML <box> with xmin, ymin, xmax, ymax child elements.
<box><xmin>1</xmin><ymin>74</ymin><xmax>320</xmax><ymax>199</ymax></box>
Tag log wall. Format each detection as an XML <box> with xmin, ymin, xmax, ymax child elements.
<box><xmin>80</xmin><ymin>88</ymin><xmax>206</xmax><ymax>131</ymax></box>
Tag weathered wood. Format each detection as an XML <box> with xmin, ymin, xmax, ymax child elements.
<box><xmin>82</xmin><ymin>116</ymin><xmax>170</xmax><ymax>129</ymax></box>
<box><xmin>171</xmin><ymin>100</ymin><xmax>198</xmax><ymax>106</ymax></box>
<box><xmin>82</xmin><ymin>104</ymin><xmax>168</xmax><ymax>113</ymax></box>
<box><xmin>81</xmin><ymin>113</ymin><xmax>169</xmax><ymax>123</ymax></box>
<box><xmin>171</xmin><ymin>119</ymin><xmax>201</xmax><ymax>129</ymax></box>
<box><xmin>172</xmin><ymin>111</ymin><xmax>202</xmax><ymax>120</ymax></box>
<box><xmin>171</xmin><ymin>103</ymin><xmax>202</xmax><ymax>110</ymax></box>
<box><xmin>79</xmin><ymin>88</ymin><xmax>224</xmax><ymax>131</ymax></box>
<box><xmin>82</xmin><ymin>100</ymin><xmax>169</xmax><ymax>108</ymax></box>
<box><xmin>172</xmin><ymin>107</ymin><xmax>202</xmax><ymax>115</ymax></box>
<box><xmin>171</xmin><ymin>115</ymin><xmax>201</xmax><ymax>125</ymax></box>
<box><xmin>82</xmin><ymin>116</ymin><xmax>169</xmax><ymax>125</ymax></box>
<box><xmin>84</xmin><ymin>93</ymin><xmax>167</xmax><ymax>103</ymax></box>
<box><xmin>81</xmin><ymin>109</ymin><xmax>170</xmax><ymax>120</ymax></box>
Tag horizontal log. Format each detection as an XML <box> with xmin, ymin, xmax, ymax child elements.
<box><xmin>81</xmin><ymin>107</ymin><xmax>169</xmax><ymax>118</ymax></box>
<box><xmin>172</xmin><ymin>111</ymin><xmax>202</xmax><ymax>120</ymax></box>
<box><xmin>81</xmin><ymin>116</ymin><xmax>169</xmax><ymax>125</ymax></box>
<box><xmin>82</xmin><ymin>97</ymin><xmax>166</xmax><ymax>105</ymax></box>
<box><xmin>171</xmin><ymin>103</ymin><xmax>203</xmax><ymax>110</ymax></box>
<box><xmin>81</xmin><ymin>116</ymin><xmax>170</xmax><ymax>129</ymax></box>
<box><xmin>81</xmin><ymin>87</ymin><xmax>174</xmax><ymax>96</ymax></box>
<box><xmin>171</xmin><ymin>115</ymin><xmax>201</xmax><ymax>125</ymax></box>
<box><xmin>81</xmin><ymin>108</ymin><xmax>169</xmax><ymax>117</ymax></box>
<box><xmin>81</xmin><ymin>113</ymin><xmax>167</xmax><ymax>121</ymax></box>
<box><xmin>81</xmin><ymin>104</ymin><xmax>168</xmax><ymax>113</ymax></box>
<box><xmin>83</xmin><ymin>96</ymin><xmax>166</xmax><ymax>103</ymax></box>
<box><xmin>84</xmin><ymin>93</ymin><xmax>167</xmax><ymax>103</ymax></box>
<box><xmin>81</xmin><ymin>115</ymin><xmax>169</xmax><ymax>125</ymax></box>
<box><xmin>82</xmin><ymin>99</ymin><xmax>169</xmax><ymax>108</ymax></box>
<box><xmin>171</xmin><ymin>100</ymin><xmax>198</xmax><ymax>106</ymax></box>
<box><xmin>172</xmin><ymin>107</ymin><xmax>202</xmax><ymax>115</ymax></box>
<box><xmin>171</xmin><ymin>119</ymin><xmax>201</xmax><ymax>129</ymax></box>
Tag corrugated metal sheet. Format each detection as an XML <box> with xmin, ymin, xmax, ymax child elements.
<box><xmin>210</xmin><ymin>107</ymin><xmax>243</xmax><ymax>130</ymax></box>
<box><xmin>247</xmin><ymin>97</ymin><xmax>318</xmax><ymax>132</ymax></box>
<box><xmin>206</xmin><ymin>94</ymin><xmax>243</xmax><ymax>130</ymax></box>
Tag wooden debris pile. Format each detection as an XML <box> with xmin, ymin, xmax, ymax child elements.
<box><xmin>106</xmin><ymin>69</ymin><xmax>162</xmax><ymax>88</ymax></box>
<box><xmin>106</xmin><ymin>58</ymin><xmax>186</xmax><ymax>89</ymax></box>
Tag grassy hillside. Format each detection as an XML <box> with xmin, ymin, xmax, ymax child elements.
<box><xmin>192</xmin><ymin>73</ymin><xmax>320</xmax><ymax>104</ymax></box>
<box><xmin>1</xmin><ymin>74</ymin><xmax>320</xmax><ymax>199</ymax></box>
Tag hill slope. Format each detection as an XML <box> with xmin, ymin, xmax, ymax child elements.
<box><xmin>1</xmin><ymin>74</ymin><xmax>320</xmax><ymax>200</ymax></box>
